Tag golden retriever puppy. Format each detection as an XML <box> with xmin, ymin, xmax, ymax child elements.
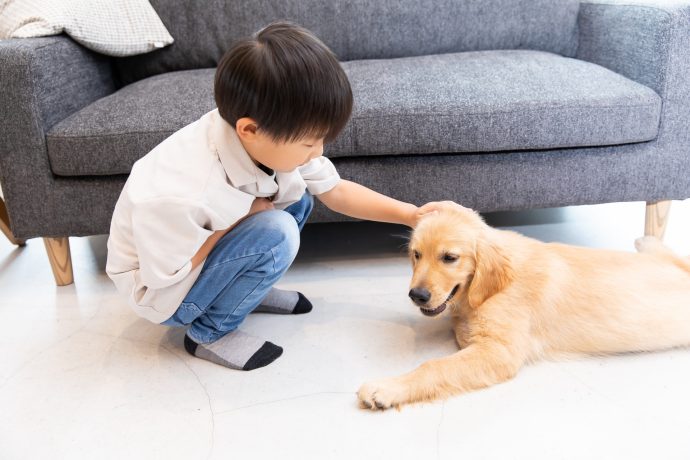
<box><xmin>357</xmin><ymin>203</ymin><xmax>690</xmax><ymax>410</ymax></box>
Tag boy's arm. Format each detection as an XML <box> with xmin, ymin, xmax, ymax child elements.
<box><xmin>190</xmin><ymin>229</ymin><xmax>230</xmax><ymax>270</ymax></box>
<box><xmin>317</xmin><ymin>179</ymin><xmax>420</xmax><ymax>227</ymax></box>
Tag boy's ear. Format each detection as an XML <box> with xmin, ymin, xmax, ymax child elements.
<box><xmin>235</xmin><ymin>117</ymin><xmax>259</xmax><ymax>142</ymax></box>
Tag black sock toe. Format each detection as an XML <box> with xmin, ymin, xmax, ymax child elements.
<box><xmin>292</xmin><ymin>292</ymin><xmax>313</xmax><ymax>314</ymax></box>
<box><xmin>243</xmin><ymin>342</ymin><xmax>283</xmax><ymax>371</ymax></box>
<box><xmin>184</xmin><ymin>334</ymin><xmax>198</xmax><ymax>356</ymax></box>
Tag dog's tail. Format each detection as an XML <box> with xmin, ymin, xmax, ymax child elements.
<box><xmin>669</xmin><ymin>253</ymin><xmax>690</xmax><ymax>276</ymax></box>
<box><xmin>678</xmin><ymin>255</ymin><xmax>690</xmax><ymax>275</ymax></box>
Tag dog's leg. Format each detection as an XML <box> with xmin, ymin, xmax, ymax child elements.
<box><xmin>357</xmin><ymin>339</ymin><xmax>525</xmax><ymax>410</ymax></box>
<box><xmin>452</xmin><ymin>316</ymin><xmax>471</xmax><ymax>349</ymax></box>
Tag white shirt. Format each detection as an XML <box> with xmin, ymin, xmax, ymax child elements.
<box><xmin>106</xmin><ymin>109</ymin><xmax>340</xmax><ymax>323</ymax></box>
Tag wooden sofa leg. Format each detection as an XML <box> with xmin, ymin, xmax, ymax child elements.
<box><xmin>43</xmin><ymin>237</ymin><xmax>74</xmax><ymax>286</ymax></box>
<box><xmin>644</xmin><ymin>200</ymin><xmax>671</xmax><ymax>240</ymax></box>
<box><xmin>0</xmin><ymin>197</ymin><xmax>26</xmax><ymax>246</ymax></box>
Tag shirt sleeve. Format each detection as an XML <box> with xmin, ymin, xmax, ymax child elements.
<box><xmin>298</xmin><ymin>156</ymin><xmax>341</xmax><ymax>195</ymax></box>
<box><xmin>130</xmin><ymin>198</ymin><xmax>217</xmax><ymax>290</ymax></box>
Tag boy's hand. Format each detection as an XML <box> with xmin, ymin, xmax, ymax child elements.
<box><xmin>318</xmin><ymin>179</ymin><xmax>467</xmax><ymax>228</ymax></box>
<box><xmin>248</xmin><ymin>197</ymin><xmax>274</xmax><ymax>216</ymax></box>
<box><xmin>413</xmin><ymin>201</ymin><xmax>466</xmax><ymax>226</ymax></box>
<box><xmin>191</xmin><ymin>197</ymin><xmax>274</xmax><ymax>270</ymax></box>
<box><xmin>228</xmin><ymin>197</ymin><xmax>273</xmax><ymax>233</ymax></box>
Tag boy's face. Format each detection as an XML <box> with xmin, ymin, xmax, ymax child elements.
<box><xmin>251</xmin><ymin>133</ymin><xmax>325</xmax><ymax>173</ymax></box>
<box><xmin>236</xmin><ymin>118</ymin><xmax>324</xmax><ymax>173</ymax></box>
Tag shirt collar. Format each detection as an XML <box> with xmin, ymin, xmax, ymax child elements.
<box><xmin>210</xmin><ymin>109</ymin><xmax>273</xmax><ymax>188</ymax></box>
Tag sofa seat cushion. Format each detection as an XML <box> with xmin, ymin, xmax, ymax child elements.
<box><xmin>46</xmin><ymin>68</ymin><xmax>216</xmax><ymax>176</ymax></box>
<box><xmin>339</xmin><ymin>50</ymin><xmax>661</xmax><ymax>157</ymax></box>
<box><xmin>46</xmin><ymin>50</ymin><xmax>661</xmax><ymax>177</ymax></box>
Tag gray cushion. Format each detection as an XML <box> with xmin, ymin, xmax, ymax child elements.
<box><xmin>113</xmin><ymin>0</ymin><xmax>582</xmax><ymax>86</ymax></box>
<box><xmin>47</xmin><ymin>69</ymin><xmax>216</xmax><ymax>176</ymax></box>
<box><xmin>46</xmin><ymin>50</ymin><xmax>661</xmax><ymax>177</ymax></box>
<box><xmin>340</xmin><ymin>50</ymin><xmax>661</xmax><ymax>156</ymax></box>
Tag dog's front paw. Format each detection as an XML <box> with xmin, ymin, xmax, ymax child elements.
<box><xmin>357</xmin><ymin>378</ymin><xmax>410</xmax><ymax>411</ymax></box>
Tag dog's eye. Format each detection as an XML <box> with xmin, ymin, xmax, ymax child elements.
<box><xmin>412</xmin><ymin>250</ymin><xmax>420</xmax><ymax>260</ymax></box>
<box><xmin>442</xmin><ymin>253</ymin><xmax>459</xmax><ymax>263</ymax></box>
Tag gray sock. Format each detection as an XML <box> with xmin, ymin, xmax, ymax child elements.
<box><xmin>184</xmin><ymin>331</ymin><xmax>282</xmax><ymax>371</ymax></box>
<box><xmin>253</xmin><ymin>287</ymin><xmax>313</xmax><ymax>315</ymax></box>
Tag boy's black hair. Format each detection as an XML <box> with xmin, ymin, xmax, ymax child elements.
<box><xmin>214</xmin><ymin>21</ymin><xmax>353</xmax><ymax>144</ymax></box>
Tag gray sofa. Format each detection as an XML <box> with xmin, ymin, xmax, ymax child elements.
<box><xmin>1</xmin><ymin>0</ymin><xmax>688</xmax><ymax>285</ymax></box>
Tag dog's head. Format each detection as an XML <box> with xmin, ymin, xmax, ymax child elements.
<box><xmin>408</xmin><ymin>204</ymin><xmax>513</xmax><ymax>317</ymax></box>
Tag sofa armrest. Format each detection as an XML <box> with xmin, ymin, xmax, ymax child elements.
<box><xmin>0</xmin><ymin>35</ymin><xmax>115</xmax><ymax>131</ymax></box>
<box><xmin>577</xmin><ymin>1</ymin><xmax>689</xmax><ymax>97</ymax></box>
<box><xmin>0</xmin><ymin>35</ymin><xmax>116</xmax><ymax>237</ymax></box>
<box><xmin>577</xmin><ymin>1</ymin><xmax>690</xmax><ymax>147</ymax></box>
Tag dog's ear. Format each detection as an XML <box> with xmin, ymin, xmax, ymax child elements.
<box><xmin>468</xmin><ymin>235</ymin><xmax>513</xmax><ymax>308</ymax></box>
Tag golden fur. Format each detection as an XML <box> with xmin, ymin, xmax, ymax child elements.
<box><xmin>357</xmin><ymin>204</ymin><xmax>690</xmax><ymax>410</ymax></box>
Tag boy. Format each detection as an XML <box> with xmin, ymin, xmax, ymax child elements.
<box><xmin>106</xmin><ymin>22</ymin><xmax>442</xmax><ymax>371</ymax></box>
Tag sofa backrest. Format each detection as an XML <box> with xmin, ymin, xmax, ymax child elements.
<box><xmin>114</xmin><ymin>0</ymin><xmax>582</xmax><ymax>86</ymax></box>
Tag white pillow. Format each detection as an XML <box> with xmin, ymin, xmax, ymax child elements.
<box><xmin>0</xmin><ymin>0</ymin><xmax>174</xmax><ymax>57</ymax></box>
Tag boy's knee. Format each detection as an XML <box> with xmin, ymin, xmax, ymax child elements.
<box><xmin>262</xmin><ymin>210</ymin><xmax>300</xmax><ymax>268</ymax></box>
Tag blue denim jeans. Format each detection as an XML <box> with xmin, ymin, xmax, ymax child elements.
<box><xmin>161</xmin><ymin>192</ymin><xmax>313</xmax><ymax>343</ymax></box>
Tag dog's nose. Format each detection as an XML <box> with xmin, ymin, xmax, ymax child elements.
<box><xmin>409</xmin><ymin>287</ymin><xmax>431</xmax><ymax>304</ymax></box>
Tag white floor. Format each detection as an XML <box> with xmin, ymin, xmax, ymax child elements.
<box><xmin>1</xmin><ymin>200</ymin><xmax>689</xmax><ymax>460</ymax></box>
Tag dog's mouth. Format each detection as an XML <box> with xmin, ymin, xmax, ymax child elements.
<box><xmin>420</xmin><ymin>284</ymin><xmax>460</xmax><ymax>317</ymax></box>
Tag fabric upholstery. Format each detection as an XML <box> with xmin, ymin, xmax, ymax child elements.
<box><xmin>113</xmin><ymin>0</ymin><xmax>582</xmax><ymax>86</ymax></box>
<box><xmin>575</xmin><ymin>1</ymin><xmax>690</xmax><ymax>193</ymax></box>
<box><xmin>340</xmin><ymin>50</ymin><xmax>660</xmax><ymax>156</ymax></box>
<box><xmin>577</xmin><ymin>1</ymin><xmax>675</xmax><ymax>95</ymax></box>
<box><xmin>47</xmin><ymin>50</ymin><xmax>661</xmax><ymax>176</ymax></box>
<box><xmin>47</xmin><ymin>69</ymin><xmax>215</xmax><ymax>176</ymax></box>
<box><xmin>313</xmin><ymin>140</ymin><xmax>689</xmax><ymax>222</ymax></box>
